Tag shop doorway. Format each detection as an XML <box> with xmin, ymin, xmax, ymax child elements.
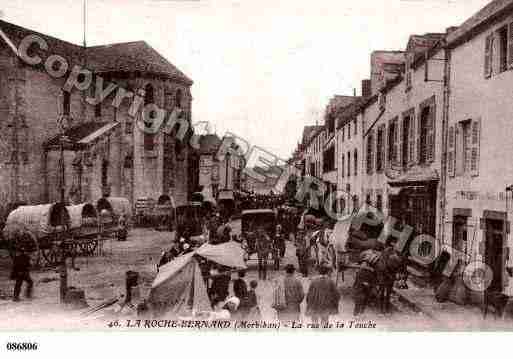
<box><xmin>484</xmin><ymin>218</ymin><xmax>505</xmax><ymax>293</ymax></box>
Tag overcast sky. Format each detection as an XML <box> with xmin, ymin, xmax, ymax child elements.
<box><xmin>1</xmin><ymin>0</ymin><xmax>489</xmax><ymax>158</ymax></box>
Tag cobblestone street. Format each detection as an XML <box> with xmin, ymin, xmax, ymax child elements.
<box><xmin>1</xmin><ymin>227</ymin><xmax>509</xmax><ymax>331</ymax></box>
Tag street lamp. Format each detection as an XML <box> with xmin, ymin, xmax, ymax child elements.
<box><xmin>57</xmin><ymin>115</ymin><xmax>72</xmax><ymax>303</ymax></box>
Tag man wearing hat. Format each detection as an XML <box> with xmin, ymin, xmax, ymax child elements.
<box><xmin>276</xmin><ymin>264</ymin><xmax>304</xmax><ymax>324</ymax></box>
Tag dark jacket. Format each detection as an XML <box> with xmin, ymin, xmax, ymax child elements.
<box><xmin>283</xmin><ymin>275</ymin><xmax>304</xmax><ymax>313</ymax></box>
<box><xmin>233</xmin><ymin>278</ymin><xmax>248</xmax><ymax>301</ymax></box>
<box><xmin>11</xmin><ymin>252</ymin><xmax>30</xmax><ymax>279</ymax></box>
<box><xmin>306</xmin><ymin>275</ymin><xmax>340</xmax><ymax>316</ymax></box>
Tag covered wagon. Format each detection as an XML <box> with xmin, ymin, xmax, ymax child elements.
<box><xmin>96</xmin><ymin>197</ymin><xmax>132</xmax><ymax>240</ymax></box>
<box><xmin>153</xmin><ymin>195</ymin><xmax>176</xmax><ymax>232</ymax></box>
<box><xmin>2</xmin><ymin>203</ymin><xmax>71</xmax><ymax>267</ymax></box>
<box><xmin>66</xmin><ymin>203</ymin><xmax>100</xmax><ymax>256</ymax></box>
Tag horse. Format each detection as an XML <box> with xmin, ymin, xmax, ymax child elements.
<box><xmin>353</xmin><ymin>247</ymin><xmax>408</xmax><ymax>314</ymax></box>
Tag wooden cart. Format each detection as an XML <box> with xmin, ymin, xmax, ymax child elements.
<box><xmin>66</xmin><ymin>203</ymin><xmax>99</xmax><ymax>256</ymax></box>
<box><xmin>96</xmin><ymin>197</ymin><xmax>132</xmax><ymax>240</ymax></box>
<box><xmin>2</xmin><ymin>203</ymin><xmax>71</xmax><ymax>267</ymax></box>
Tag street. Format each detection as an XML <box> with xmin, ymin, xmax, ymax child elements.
<box><xmin>1</xmin><ymin>224</ymin><xmax>509</xmax><ymax>331</ymax></box>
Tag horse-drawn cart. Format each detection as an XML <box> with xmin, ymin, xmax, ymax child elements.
<box><xmin>238</xmin><ymin>209</ymin><xmax>281</xmax><ymax>269</ymax></box>
<box><xmin>96</xmin><ymin>197</ymin><xmax>131</xmax><ymax>240</ymax></box>
<box><xmin>2</xmin><ymin>203</ymin><xmax>71</xmax><ymax>267</ymax></box>
<box><xmin>66</xmin><ymin>203</ymin><xmax>99</xmax><ymax>257</ymax></box>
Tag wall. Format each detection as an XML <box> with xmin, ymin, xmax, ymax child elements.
<box><xmin>447</xmin><ymin>13</ymin><xmax>513</xmax><ymax>295</ymax></box>
<box><xmin>361</xmin><ymin>47</ymin><xmax>445</xmax><ymax>238</ymax></box>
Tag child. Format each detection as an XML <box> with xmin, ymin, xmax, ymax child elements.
<box><xmin>247</xmin><ymin>280</ymin><xmax>261</xmax><ymax>320</ymax></box>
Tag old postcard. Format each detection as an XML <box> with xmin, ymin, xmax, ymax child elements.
<box><xmin>1</xmin><ymin>0</ymin><xmax>513</xmax><ymax>351</ymax></box>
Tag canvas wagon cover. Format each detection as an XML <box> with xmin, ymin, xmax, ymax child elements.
<box><xmin>66</xmin><ymin>203</ymin><xmax>98</xmax><ymax>229</ymax></box>
<box><xmin>3</xmin><ymin>203</ymin><xmax>69</xmax><ymax>239</ymax></box>
<box><xmin>106</xmin><ymin>197</ymin><xmax>132</xmax><ymax>218</ymax></box>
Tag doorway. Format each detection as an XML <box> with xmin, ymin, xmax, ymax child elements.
<box><xmin>484</xmin><ymin>218</ymin><xmax>505</xmax><ymax>293</ymax></box>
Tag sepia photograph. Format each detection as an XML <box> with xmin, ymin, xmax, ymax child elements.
<box><xmin>0</xmin><ymin>0</ymin><xmax>513</xmax><ymax>353</ymax></box>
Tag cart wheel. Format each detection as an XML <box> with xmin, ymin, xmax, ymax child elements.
<box><xmin>41</xmin><ymin>243</ymin><xmax>63</xmax><ymax>267</ymax></box>
<box><xmin>80</xmin><ymin>240</ymin><xmax>98</xmax><ymax>256</ymax></box>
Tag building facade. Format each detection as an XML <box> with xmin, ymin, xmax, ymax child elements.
<box><xmin>0</xmin><ymin>20</ymin><xmax>194</xmax><ymax>218</ymax></box>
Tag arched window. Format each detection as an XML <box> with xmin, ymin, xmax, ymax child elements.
<box><xmin>175</xmin><ymin>89</ymin><xmax>183</xmax><ymax>109</ymax></box>
<box><xmin>143</xmin><ymin>84</ymin><xmax>155</xmax><ymax>151</ymax></box>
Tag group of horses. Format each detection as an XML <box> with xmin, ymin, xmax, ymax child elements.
<box><xmin>304</xmin><ymin>226</ymin><xmax>408</xmax><ymax>315</ymax></box>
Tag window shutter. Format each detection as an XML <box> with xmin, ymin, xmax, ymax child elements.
<box><xmin>448</xmin><ymin>125</ymin><xmax>456</xmax><ymax>177</ymax></box>
<box><xmin>409</xmin><ymin>114</ymin><xmax>416</xmax><ymax>166</ymax></box>
<box><xmin>397</xmin><ymin>119</ymin><xmax>403</xmax><ymax>168</ymax></box>
<box><xmin>470</xmin><ymin>118</ymin><xmax>481</xmax><ymax>177</ymax></box>
<box><xmin>509</xmin><ymin>22</ymin><xmax>513</xmax><ymax>67</ymax></box>
<box><xmin>427</xmin><ymin>103</ymin><xmax>436</xmax><ymax>163</ymax></box>
<box><xmin>485</xmin><ymin>34</ymin><xmax>492</xmax><ymax>78</ymax></box>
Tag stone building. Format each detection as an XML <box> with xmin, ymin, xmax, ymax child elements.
<box><xmin>359</xmin><ymin>33</ymin><xmax>446</xmax><ymax>245</ymax></box>
<box><xmin>444</xmin><ymin>0</ymin><xmax>513</xmax><ymax>296</ymax></box>
<box><xmin>0</xmin><ymin>19</ymin><xmax>194</xmax><ymax>218</ymax></box>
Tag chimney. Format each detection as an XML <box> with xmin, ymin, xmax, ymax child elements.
<box><xmin>361</xmin><ymin>79</ymin><xmax>371</xmax><ymax>98</ymax></box>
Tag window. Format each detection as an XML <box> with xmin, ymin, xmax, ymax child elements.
<box><xmin>342</xmin><ymin>127</ymin><xmax>345</xmax><ymax>142</ymax></box>
<box><xmin>347</xmin><ymin>151</ymin><xmax>351</xmax><ymax>177</ymax></box>
<box><xmin>419</xmin><ymin>107</ymin><xmax>430</xmax><ymax>164</ymax></box>
<box><xmin>402</xmin><ymin>115</ymin><xmax>413</xmax><ymax>168</ymax></box>
<box><xmin>354</xmin><ymin>149</ymin><xmax>358</xmax><ymax>176</ymax></box>
<box><xmin>452</xmin><ymin>215</ymin><xmax>469</xmax><ymax>254</ymax></box>
<box><xmin>63</xmin><ymin>91</ymin><xmax>70</xmax><ymax>116</ymax></box>
<box><xmin>485</xmin><ymin>24</ymin><xmax>513</xmax><ymax>78</ymax></box>
<box><xmin>499</xmin><ymin>26</ymin><xmax>508</xmax><ymax>73</ymax></box>
<box><xmin>376</xmin><ymin>125</ymin><xmax>385</xmax><ymax>172</ymax></box>
<box><xmin>341</xmin><ymin>154</ymin><xmax>345</xmax><ymax>178</ymax></box>
<box><xmin>405</xmin><ymin>55</ymin><xmax>412</xmax><ymax>90</ymax></box>
<box><xmin>453</xmin><ymin>118</ymin><xmax>481</xmax><ymax>177</ymax></box>
<box><xmin>143</xmin><ymin>84</ymin><xmax>155</xmax><ymax>151</ymax></box>
<box><xmin>462</xmin><ymin>120</ymin><xmax>472</xmax><ymax>173</ymax></box>
<box><xmin>348</xmin><ymin>123</ymin><xmax>351</xmax><ymax>139</ymax></box>
<box><xmin>327</xmin><ymin>115</ymin><xmax>335</xmax><ymax>135</ymax></box>
<box><xmin>354</xmin><ymin>119</ymin><xmax>357</xmax><ymax>135</ymax></box>
<box><xmin>366</xmin><ymin>131</ymin><xmax>374</xmax><ymax>174</ymax></box>
<box><xmin>323</xmin><ymin>146</ymin><xmax>335</xmax><ymax>173</ymax></box>
<box><xmin>388</xmin><ymin>118</ymin><xmax>398</xmax><ymax>166</ymax></box>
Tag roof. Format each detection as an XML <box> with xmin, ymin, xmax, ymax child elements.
<box><xmin>447</xmin><ymin>0</ymin><xmax>513</xmax><ymax>47</ymax></box>
<box><xmin>406</xmin><ymin>33</ymin><xmax>445</xmax><ymax>53</ymax></box>
<box><xmin>86</xmin><ymin>42</ymin><xmax>192</xmax><ymax>84</ymax></box>
<box><xmin>44</xmin><ymin>121</ymin><xmax>116</xmax><ymax>150</ymax></box>
<box><xmin>0</xmin><ymin>19</ymin><xmax>192</xmax><ymax>85</ymax></box>
<box><xmin>301</xmin><ymin>125</ymin><xmax>323</xmax><ymax>146</ymax></box>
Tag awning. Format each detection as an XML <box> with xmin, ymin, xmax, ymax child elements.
<box><xmin>195</xmin><ymin>241</ymin><xmax>247</xmax><ymax>269</ymax></box>
<box><xmin>79</xmin><ymin>122</ymin><xmax>120</xmax><ymax>144</ymax></box>
<box><xmin>387</xmin><ymin>167</ymin><xmax>439</xmax><ymax>187</ymax></box>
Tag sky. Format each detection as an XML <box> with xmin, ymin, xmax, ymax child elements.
<box><xmin>1</xmin><ymin>0</ymin><xmax>490</xmax><ymax>159</ymax></box>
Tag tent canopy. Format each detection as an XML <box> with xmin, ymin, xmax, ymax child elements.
<box><xmin>195</xmin><ymin>241</ymin><xmax>247</xmax><ymax>269</ymax></box>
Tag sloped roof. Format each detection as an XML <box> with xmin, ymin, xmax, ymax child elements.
<box><xmin>447</xmin><ymin>0</ymin><xmax>513</xmax><ymax>47</ymax></box>
<box><xmin>301</xmin><ymin>125</ymin><xmax>322</xmax><ymax>146</ymax></box>
<box><xmin>0</xmin><ymin>19</ymin><xmax>192</xmax><ymax>85</ymax></box>
<box><xmin>406</xmin><ymin>33</ymin><xmax>445</xmax><ymax>53</ymax></box>
<box><xmin>44</xmin><ymin>121</ymin><xmax>110</xmax><ymax>150</ymax></box>
<box><xmin>86</xmin><ymin>41</ymin><xmax>192</xmax><ymax>84</ymax></box>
